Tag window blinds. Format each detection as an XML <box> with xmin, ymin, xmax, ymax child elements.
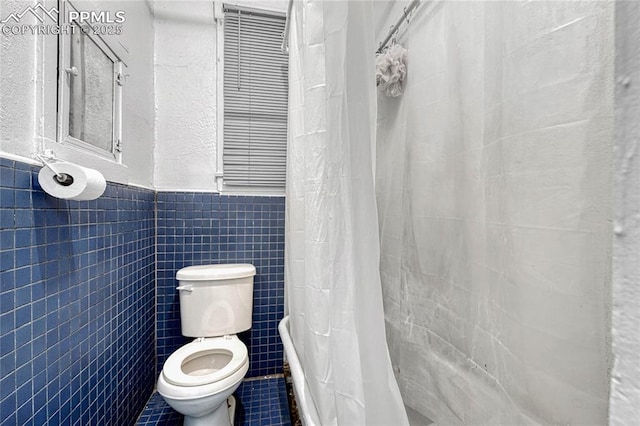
<box><xmin>223</xmin><ymin>6</ymin><xmax>289</xmax><ymax>188</ymax></box>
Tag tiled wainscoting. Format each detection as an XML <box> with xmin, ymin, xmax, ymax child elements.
<box><xmin>0</xmin><ymin>158</ymin><xmax>156</xmax><ymax>425</ymax></box>
<box><xmin>0</xmin><ymin>158</ymin><xmax>287</xmax><ymax>425</ymax></box>
<box><xmin>156</xmin><ymin>193</ymin><xmax>285</xmax><ymax>377</ymax></box>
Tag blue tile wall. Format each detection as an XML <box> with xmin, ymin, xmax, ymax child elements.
<box><xmin>156</xmin><ymin>192</ymin><xmax>285</xmax><ymax>377</ymax></box>
<box><xmin>1</xmin><ymin>158</ymin><xmax>287</xmax><ymax>424</ymax></box>
<box><xmin>0</xmin><ymin>158</ymin><xmax>156</xmax><ymax>425</ymax></box>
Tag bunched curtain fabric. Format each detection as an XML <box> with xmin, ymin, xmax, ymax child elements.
<box><xmin>284</xmin><ymin>0</ymin><xmax>409</xmax><ymax>425</ymax></box>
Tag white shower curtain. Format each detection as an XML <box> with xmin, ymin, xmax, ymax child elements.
<box><xmin>284</xmin><ymin>1</ymin><xmax>409</xmax><ymax>425</ymax></box>
<box><xmin>375</xmin><ymin>1</ymin><xmax>613</xmax><ymax>424</ymax></box>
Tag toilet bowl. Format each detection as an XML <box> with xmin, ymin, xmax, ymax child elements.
<box><xmin>157</xmin><ymin>336</ymin><xmax>249</xmax><ymax>425</ymax></box>
<box><xmin>157</xmin><ymin>264</ymin><xmax>256</xmax><ymax>426</ymax></box>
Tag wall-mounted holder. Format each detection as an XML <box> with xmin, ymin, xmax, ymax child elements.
<box><xmin>36</xmin><ymin>150</ymin><xmax>74</xmax><ymax>186</ymax></box>
<box><xmin>35</xmin><ymin>150</ymin><xmax>107</xmax><ymax>201</ymax></box>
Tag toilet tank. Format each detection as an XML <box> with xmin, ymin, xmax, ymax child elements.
<box><xmin>176</xmin><ymin>264</ymin><xmax>256</xmax><ymax>338</ymax></box>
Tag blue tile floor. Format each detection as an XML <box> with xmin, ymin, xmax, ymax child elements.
<box><xmin>136</xmin><ymin>392</ymin><xmax>183</xmax><ymax>426</ymax></box>
<box><xmin>136</xmin><ymin>377</ymin><xmax>291</xmax><ymax>426</ymax></box>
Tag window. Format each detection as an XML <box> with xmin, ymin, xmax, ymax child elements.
<box><xmin>57</xmin><ymin>0</ymin><xmax>124</xmax><ymax>161</ymax></box>
<box><xmin>222</xmin><ymin>5</ymin><xmax>289</xmax><ymax>191</ymax></box>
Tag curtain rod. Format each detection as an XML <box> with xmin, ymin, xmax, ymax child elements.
<box><xmin>281</xmin><ymin>0</ymin><xmax>421</xmax><ymax>55</ymax></box>
<box><xmin>376</xmin><ymin>0</ymin><xmax>421</xmax><ymax>54</ymax></box>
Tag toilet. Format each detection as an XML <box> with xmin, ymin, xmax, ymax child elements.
<box><xmin>157</xmin><ymin>264</ymin><xmax>256</xmax><ymax>426</ymax></box>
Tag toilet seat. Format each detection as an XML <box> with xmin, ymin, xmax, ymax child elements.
<box><xmin>162</xmin><ymin>337</ymin><xmax>248</xmax><ymax>387</ymax></box>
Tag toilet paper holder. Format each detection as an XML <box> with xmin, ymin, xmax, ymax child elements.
<box><xmin>36</xmin><ymin>150</ymin><xmax>74</xmax><ymax>186</ymax></box>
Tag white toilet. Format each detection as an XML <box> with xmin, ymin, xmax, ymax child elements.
<box><xmin>157</xmin><ymin>264</ymin><xmax>256</xmax><ymax>426</ymax></box>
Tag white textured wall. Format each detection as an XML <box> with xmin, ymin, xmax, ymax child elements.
<box><xmin>375</xmin><ymin>1</ymin><xmax>613</xmax><ymax>424</ymax></box>
<box><xmin>0</xmin><ymin>0</ymin><xmax>37</xmax><ymax>159</ymax></box>
<box><xmin>611</xmin><ymin>1</ymin><xmax>640</xmax><ymax>424</ymax></box>
<box><xmin>153</xmin><ymin>1</ymin><xmax>218</xmax><ymax>191</ymax></box>
<box><xmin>1</xmin><ymin>0</ymin><xmax>287</xmax><ymax>190</ymax></box>
<box><xmin>153</xmin><ymin>0</ymin><xmax>286</xmax><ymax>191</ymax></box>
<box><xmin>0</xmin><ymin>0</ymin><xmax>155</xmax><ymax>187</ymax></box>
<box><xmin>112</xmin><ymin>0</ymin><xmax>155</xmax><ymax>188</ymax></box>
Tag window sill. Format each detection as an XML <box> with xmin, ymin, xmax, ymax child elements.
<box><xmin>42</xmin><ymin>138</ymin><xmax>129</xmax><ymax>185</ymax></box>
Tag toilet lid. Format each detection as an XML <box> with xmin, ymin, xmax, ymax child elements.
<box><xmin>162</xmin><ymin>337</ymin><xmax>248</xmax><ymax>387</ymax></box>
